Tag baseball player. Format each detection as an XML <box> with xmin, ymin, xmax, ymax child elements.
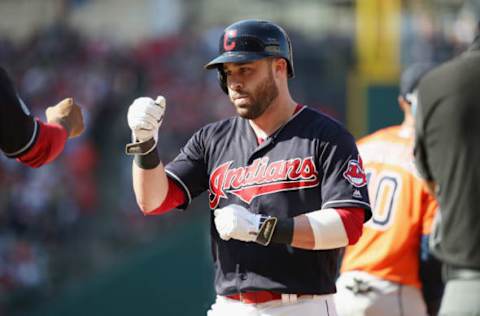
<box><xmin>127</xmin><ymin>19</ymin><xmax>371</xmax><ymax>316</ymax></box>
<box><xmin>0</xmin><ymin>66</ymin><xmax>84</xmax><ymax>167</ymax></box>
<box><xmin>334</xmin><ymin>64</ymin><xmax>442</xmax><ymax>316</ymax></box>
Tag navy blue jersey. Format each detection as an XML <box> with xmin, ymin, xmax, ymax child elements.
<box><xmin>165</xmin><ymin>106</ymin><xmax>371</xmax><ymax>295</ymax></box>
<box><xmin>0</xmin><ymin>66</ymin><xmax>38</xmax><ymax>157</ymax></box>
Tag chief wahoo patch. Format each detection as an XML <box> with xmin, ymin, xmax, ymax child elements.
<box><xmin>343</xmin><ymin>155</ymin><xmax>367</xmax><ymax>187</ymax></box>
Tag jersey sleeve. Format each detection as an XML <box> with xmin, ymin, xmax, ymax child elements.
<box><xmin>164</xmin><ymin>128</ymin><xmax>209</xmax><ymax>209</ymax></box>
<box><xmin>421</xmin><ymin>187</ymin><xmax>438</xmax><ymax>235</ymax></box>
<box><xmin>0</xmin><ymin>66</ymin><xmax>38</xmax><ymax>157</ymax></box>
<box><xmin>336</xmin><ymin>207</ymin><xmax>365</xmax><ymax>245</ymax></box>
<box><xmin>16</xmin><ymin>119</ymin><xmax>68</xmax><ymax>168</ymax></box>
<box><xmin>413</xmin><ymin>96</ymin><xmax>433</xmax><ymax>181</ymax></box>
<box><xmin>319</xmin><ymin>130</ymin><xmax>372</xmax><ymax>221</ymax></box>
<box><xmin>142</xmin><ymin>177</ymin><xmax>186</xmax><ymax>215</ymax></box>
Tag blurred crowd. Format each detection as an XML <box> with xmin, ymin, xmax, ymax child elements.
<box><xmin>0</xmin><ymin>22</ymin><xmax>228</xmax><ymax>314</ymax></box>
<box><xmin>0</xmin><ymin>13</ymin><xmax>472</xmax><ymax>314</ymax></box>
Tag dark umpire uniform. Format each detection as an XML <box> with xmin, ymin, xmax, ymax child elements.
<box><xmin>414</xmin><ymin>32</ymin><xmax>480</xmax><ymax>315</ymax></box>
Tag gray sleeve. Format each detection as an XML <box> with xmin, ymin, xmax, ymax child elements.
<box><xmin>413</xmin><ymin>95</ymin><xmax>434</xmax><ymax>181</ymax></box>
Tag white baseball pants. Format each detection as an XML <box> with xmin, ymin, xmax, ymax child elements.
<box><xmin>207</xmin><ymin>293</ymin><xmax>337</xmax><ymax>316</ymax></box>
<box><xmin>334</xmin><ymin>271</ymin><xmax>428</xmax><ymax>316</ymax></box>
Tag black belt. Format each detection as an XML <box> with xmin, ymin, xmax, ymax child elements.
<box><xmin>444</xmin><ymin>265</ymin><xmax>480</xmax><ymax>281</ymax></box>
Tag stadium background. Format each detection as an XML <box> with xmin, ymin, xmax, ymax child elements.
<box><xmin>0</xmin><ymin>0</ymin><xmax>477</xmax><ymax>315</ymax></box>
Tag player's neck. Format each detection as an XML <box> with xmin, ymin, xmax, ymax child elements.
<box><xmin>401</xmin><ymin>112</ymin><xmax>414</xmax><ymax>129</ymax></box>
<box><xmin>399</xmin><ymin>114</ymin><xmax>414</xmax><ymax>137</ymax></box>
<box><xmin>249</xmin><ymin>96</ymin><xmax>297</xmax><ymax>138</ymax></box>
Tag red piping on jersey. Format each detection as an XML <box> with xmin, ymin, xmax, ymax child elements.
<box><xmin>336</xmin><ymin>207</ymin><xmax>365</xmax><ymax>245</ymax></box>
<box><xmin>17</xmin><ymin>119</ymin><xmax>68</xmax><ymax>168</ymax></box>
<box><xmin>293</xmin><ymin>103</ymin><xmax>303</xmax><ymax>114</ymax></box>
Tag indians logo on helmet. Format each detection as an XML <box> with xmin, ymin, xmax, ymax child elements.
<box><xmin>343</xmin><ymin>156</ymin><xmax>367</xmax><ymax>187</ymax></box>
<box><xmin>223</xmin><ymin>30</ymin><xmax>237</xmax><ymax>51</ymax></box>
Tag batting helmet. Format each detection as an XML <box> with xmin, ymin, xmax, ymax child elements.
<box><xmin>400</xmin><ymin>63</ymin><xmax>435</xmax><ymax>98</ymax></box>
<box><xmin>205</xmin><ymin>19</ymin><xmax>294</xmax><ymax>94</ymax></box>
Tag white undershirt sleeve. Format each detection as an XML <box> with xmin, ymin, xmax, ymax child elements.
<box><xmin>304</xmin><ymin>208</ymin><xmax>348</xmax><ymax>250</ymax></box>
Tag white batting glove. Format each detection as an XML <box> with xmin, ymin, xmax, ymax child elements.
<box><xmin>214</xmin><ymin>204</ymin><xmax>262</xmax><ymax>242</ymax></box>
<box><xmin>127</xmin><ymin>96</ymin><xmax>166</xmax><ymax>154</ymax></box>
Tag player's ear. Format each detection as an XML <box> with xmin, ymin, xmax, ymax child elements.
<box><xmin>272</xmin><ymin>58</ymin><xmax>288</xmax><ymax>78</ymax></box>
<box><xmin>398</xmin><ymin>96</ymin><xmax>409</xmax><ymax>113</ymax></box>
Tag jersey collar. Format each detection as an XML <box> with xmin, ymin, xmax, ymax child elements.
<box><xmin>256</xmin><ymin>104</ymin><xmax>306</xmax><ymax>144</ymax></box>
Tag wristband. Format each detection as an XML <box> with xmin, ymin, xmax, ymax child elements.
<box><xmin>134</xmin><ymin>148</ymin><xmax>160</xmax><ymax>169</ymax></box>
<box><xmin>270</xmin><ymin>217</ymin><xmax>294</xmax><ymax>245</ymax></box>
<box><xmin>255</xmin><ymin>217</ymin><xmax>294</xmax><ymax>246</ymax></box>
<box><xmin>126</xmin><ymin>137</ymin><xmax>156</xmax><ymax>155</ymax></box>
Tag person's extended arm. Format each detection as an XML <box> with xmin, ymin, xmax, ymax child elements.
<box><xmin>0</xmin><ymin>67</ymin><xmax>84</xmax><ymax>167</ymax></box>
<box><xmin>213</xmin><ymin>204</ymin><xmax>365</xmax><ymax>249</ymax></box>
<box><xmin>132</xmin><ymin>159</ymin><xmax>170</xmax><ymax>212</ymax></box>
<box><xmin>292</xmin><ymin>207</ymin><xmax>364</xmax><ymax>249</ymax></box>
<box><xmin>128</xmin><ymin>96</ymin><xmax>171</xmax><ymax>212</ymax></box>
<box><xmin>128</xmin><ymin>96</ymin><xmax>209</xmax><ymax>214</ymax></box>
<box><xmin>0</xmin><ymin>67</ymin><xmax>37</xmax><ymax>155</ymax></box>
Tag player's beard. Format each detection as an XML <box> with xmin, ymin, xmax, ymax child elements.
<box><xmin>232</xmin><ymin>69</ymin><xmax>279</xmax><ymax>120</ymax></box>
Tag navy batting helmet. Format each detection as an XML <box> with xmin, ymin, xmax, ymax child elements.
<box><xmin>205</xmin><ymin>19</ymin><xmax>294</xmax><ymax>94</ymax></box>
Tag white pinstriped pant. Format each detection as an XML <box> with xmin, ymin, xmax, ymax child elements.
<box><xmin>207</xmin><ymin>294</ymin><xmax>337</xmax><ymax>316</ymax></box>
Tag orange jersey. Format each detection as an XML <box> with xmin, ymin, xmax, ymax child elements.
<box><xmin>340</xmin><ymin>125</ymin><xmax>438</xmax><ymax>288</ymax></box>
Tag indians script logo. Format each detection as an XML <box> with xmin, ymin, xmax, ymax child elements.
<box><xmin>209</xmin><ymin>157</ymin><xmax>319</xmax><ymax>209</ymax></box>
<box><xmin>343</xmin><ymin>156</ymin><xmax>367</xmax><ymax>188</ymax></box>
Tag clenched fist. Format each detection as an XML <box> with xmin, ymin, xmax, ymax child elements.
<box><xmin>126</xmin><ymin>96</ymin><xmax>166</xmax><ymax>155</ymax></box>
<box><xmin>214</xmin><ymin>204</ymin><xmax>279</xmax><ymax>246</ymax></box>
<box><xmin>46</xmin><ymin>98</ymin><xmax>84</xmax><ymax>138</ymax></box>
<box><xmin>214</xmin><ymin>204</ymin><xmax>263</xmax><ymax>242</ymax></box>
